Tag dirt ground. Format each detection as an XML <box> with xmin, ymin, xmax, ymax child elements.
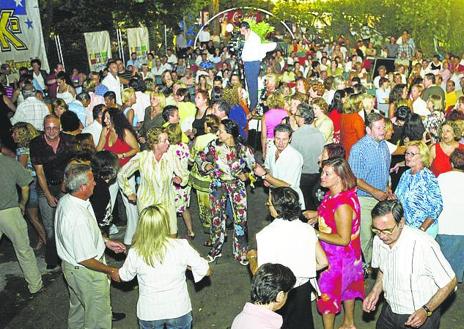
<box><xmin>1</xmin><ymin>185</ymin><xmax>463</xmax><ymax>329</ymax></box>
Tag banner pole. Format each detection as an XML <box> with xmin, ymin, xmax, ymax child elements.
<box><xmin>57</xmin><ymin>35</ymin><xmax>65</xmax><ymax>70</ymax></box>
<box><xmin>120</xmin><ymin>30</ymin><xmax>126</xmax><ymax>65</ymax></box>
<box><xmin>164</xmin><ymin>25</ymin><xmax>167</xmax><ymax>54</ymax></box>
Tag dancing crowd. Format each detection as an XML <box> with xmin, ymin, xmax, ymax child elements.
<box><xmin>1</xmin><ymin>26</ymin><xmax>464</xmax><ymax>329</ymax></box>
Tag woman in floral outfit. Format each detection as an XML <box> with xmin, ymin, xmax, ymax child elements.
<box><xmin>165</xmin><ymin>123</ymin><xmax>195</xmax><ymax>239</ymax></box>
<box><xmin>197</xmin><ymin>119</ymin><xmax>255</xmax><ymax>264</ymax></box>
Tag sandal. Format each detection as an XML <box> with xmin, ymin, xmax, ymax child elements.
<box><xmin>186</xmin><ymin>232</ymin><xmax>195</xmax><ymax>240</ymax></box>
<box><xmin>203</xmin><ymin>240</ymin><xmax>213</xmax><ymax>247</ymax></box>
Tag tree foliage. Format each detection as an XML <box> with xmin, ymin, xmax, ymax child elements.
<box><xmin>271</xmin><ymin>0</ymin><xmax>462</xmax><ymax>56</ymax></box>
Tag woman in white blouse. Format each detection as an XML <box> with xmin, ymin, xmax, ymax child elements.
<box><xmin>118</xmin><ymin>205</ymin><xmax>211</xmax><ymax>329</ymax></box>
<box><xmin>247</xmin><ymin>187</ymin><xmax>328</xmax><ymax>329</ymax></box>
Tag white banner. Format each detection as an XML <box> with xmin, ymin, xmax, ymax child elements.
<box><xmin>126</xmin><ymin>27</ymin><xmax>149</xmax><ymax>61</ymax></box>
<box><xmin>0</xmin><ymin>0</ymin><xmax>49</xmax><ymax>71</ymax></box>
<box><xmin>84</xmin><ymin>30</ymin><xmax>112</xmax><ymax>72</ymax></box>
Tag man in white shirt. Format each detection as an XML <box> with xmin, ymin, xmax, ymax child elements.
<box><xmin>240</xmin><ymin>21</ymin><xmax>276</xmax><ymax>113</ymax></box>
<box><xmin>82</xmin><ymin>104</ymin><xmax>105</xmax><ymax>146</ymax></box>
<box><xmin>254</xmin><ymin>124</ymin><xmax>305</xmax><ymax>209</ymax></box>
<box><xmin>198</xmin><ymin>25</ymin><xmax>211</xmax><ymax>46</ymax></box>
<box><xmin>102</xmin><ymin>60</ymin><xmax>122</xmax><ymax>105</ymax></box>
<box><xmin>11</xmin><ymin>82</ymin><xmax>49</xmax><ymax>131</ymax></box>
<box><xmin>55</xmin><ymin>163</ymin><xmax>126</xmax><ymax>329</ymax></box>
<box><xmin>363</xmin><ymin>200</ymin><xmax>457</xmax><ymax>329</ymax></box>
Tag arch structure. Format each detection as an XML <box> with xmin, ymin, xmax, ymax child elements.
<box><xmin>194</xmin><ymin>7</ymin><xmax>295</xmax><ymax>48</ymax></box>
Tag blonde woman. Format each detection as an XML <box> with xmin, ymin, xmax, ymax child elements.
<box><xmin>117</xmin><ymin>127</ymin><xmax>189</xmax><ymax>237</ymax></box>
<box><xmin>118</xmin><ymin>205</ymin><xmax>210</xmax><ymax>329</ymax></box>
<box><xmin>139</xmin><ymin>92</ymin><xmax>166</xmax><ymax>146</ymax></box>
<box><xmin>395</xmin><ymin>141</ymin><xmax>443</xmax><ymax>238</ymax></box>
<box><xmin>165</xmin><ymin>123</ymin><xmax>194</xmax><ymax>239</ymax></box>
<box><xmin>261</xmin><ymin>92</ymin><xmax>288</xmax><ymax>158</ymax></box>
<box><xmin>312</xmin><ymin>97</ymin><xmax>334</xmax><ymax>144</ymax></box>
<box><xmin>424</xmin><ymin>94</ymin><xmax>445</xmax><ymax>144</ymax></box>
<box><xmin>11</xmin><ymin>122</ymin><xmax>47</xmax><ymax>250</ymax></box>
<box><xmin>121</xmin><ymin>87</ymin><xmax>138</xmax><ymax>128</ymax></box>
<box><xmin>189</xmin><ymin>114</ymin><xmax>220</xmax><ymax>233</ymax></box>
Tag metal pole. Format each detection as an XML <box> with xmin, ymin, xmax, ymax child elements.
<box><xmin>116</xmin><ymin>29</ymin><xmax>122</xmax><ymax>59</ymax></box>
<box><xmin>120</xmin><ymin>30</ymin><xmax>126</xmax><ymax>65</ymax></box>
<box><xmin>56</xmin><ymin>35</ymin><xmax>65</xmax><ymax>70</ymax></box>
<box><xmin>164</xmin><ymin>25</ymin><xmax>167</xmax><ymax>54</ymax></box>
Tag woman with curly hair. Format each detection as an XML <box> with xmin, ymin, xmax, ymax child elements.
<box><xmin>118</xmin><ymin>127</ymin><xmax>189</xmax><ymax>239</ymax></box>
<box><xmin>11</xmin><ymin>122</ymin><xmax>46</xmax><ymax>250</ymax></box>
<box><xmin>197</xmin><ymin>119</ymin><xmax>256</xmax><ymax>264</ymax></box>
<box><xmin>430</xmin><ymin>121</ymin><xmax>464</xmax><ymax>176</ymax></box>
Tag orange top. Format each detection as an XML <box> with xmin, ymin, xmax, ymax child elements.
<box><xmin>340</xmin><ymin>113</ymin><xmax>366</xmax><ymax>159</ymax></box>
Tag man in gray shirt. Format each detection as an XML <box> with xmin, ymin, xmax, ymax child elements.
<box><xmin>0</xmin><ymin>140</ymin><xmax>43</xmax><ymax>294</ymax></box>
<box><xmin>291</xmin><ymin>103</ymin><xmax>325</xmax><ymax>210</ymax></box>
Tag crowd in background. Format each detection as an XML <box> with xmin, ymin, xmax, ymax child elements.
<box><xmin>1</xmin><ymin>26</ymin><xmax>463</xmax><ymax>329</ymax></box>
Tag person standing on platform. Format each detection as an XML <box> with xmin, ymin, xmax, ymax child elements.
<box><xmin>239</xmin><ymin>21</ymin><xmax>276</xmax><ymax>114</ymax></box>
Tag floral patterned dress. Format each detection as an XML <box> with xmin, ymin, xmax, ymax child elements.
<box><xmin>170</xmin><ymin>142</ymin><xmax>191</xmax><ymax>213</ymax></box>
<box><xmin>316</xmin><ymin>188</ymin><xmax>365</xmax><ymax>314</ymax></box>
<box><xmin>197</xmin><ymin>140</ymin><xmax>255</xmax><ymax>261</ymax></box>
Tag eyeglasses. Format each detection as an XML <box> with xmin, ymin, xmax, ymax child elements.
<box><xmin>404</xmin><ymin>152</ymin><xmax>418</xmax><ymax>158</ymax></box>
<box><xmin>371</xmin><ymin>223</ymin><xmax>398</xmax><ymax>236</ymax></box>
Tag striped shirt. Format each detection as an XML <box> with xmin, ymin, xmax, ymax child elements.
<box><xmin>348</xmin><ymin>135</ymin><xmax>391</xmax><ymax>197</ymax></box>
<box><xmin>372</xmin><ymin>226</ymin><xmax>455</xmax><ymax>314</ymax></box>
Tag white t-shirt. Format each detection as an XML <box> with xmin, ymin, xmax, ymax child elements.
<box><xmin>437</xmin><ymin>171</ymin><xmax>464</xmax><ymax>235</ymax></box>
<box><xmin>119</xmin><ymin>239</ymin><xmax>209</xmax><ymax>321</ymax></box>
<box><xmin>101</xmin><ymin>73</ymin><xmax>122</xmax><ymax>105</ymax></box>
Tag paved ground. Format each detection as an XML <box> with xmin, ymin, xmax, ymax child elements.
<box><xmin>1</xmin><ymin>183</ymin><xmax>463</xmax><ymax>329</ymax></box>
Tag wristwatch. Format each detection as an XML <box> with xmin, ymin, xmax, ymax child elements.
<box><xmin>422</xmin><ymin>305</ymin><xmax>432</xmax><ymax>317</ymax></box>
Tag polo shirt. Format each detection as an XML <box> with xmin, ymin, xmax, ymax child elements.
<box><xmin>349</xmin><ymin>135</ymin><xmax>391</xmax><ymax>197</ymax></box>
<box><xmin>372</xmin><ymin>226</ymin><xmax>455</xmax><ymax>314</ymax></box>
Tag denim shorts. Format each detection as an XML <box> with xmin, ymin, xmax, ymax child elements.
<box><xmin>27</xmin><ymin>177</ymin><xmax>39</xmax><ymax>209</ymax></box>
<box><xmin>139</xmin><ymin>312</ymin><xmax>192</xmax><ymax>329</ymax></box>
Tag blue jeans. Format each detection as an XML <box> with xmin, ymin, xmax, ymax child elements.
<box><xmin>243</xmin><ymin>61</ymin><xmax>261</xmax><ymax>111</ymax></box>
<box><xmin>139</xmin><ymin>313</ymin><xmax>192</xmax><ymax>329</ymax></box>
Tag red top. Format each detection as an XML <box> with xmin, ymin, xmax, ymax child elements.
<box><xmin>430</xmin><ymin>143</ymin><xmax>464</xmax><ymax>177</ymax></box>
<box><xmin>340</xmin><ymin>113</ymin><xmax>365</xmax><ymax>159</ymax></box>
<box><xmin>328</xmin><ymin>110</ymin><xmax>342</xmax><ymax>143</ymax></box>
<box><xmin>104</xmin><ymin>133</ymin><xmax>133</xmax><ymax>167</ymax></box>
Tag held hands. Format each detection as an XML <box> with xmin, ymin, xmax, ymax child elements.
<box><xmin>172</xmin><ymin>176</ymin><xmax>182</xmax><ymax>185</ymax></box>
<box><xmin>108</xmin><ymin>267</ymin><xmax>121</xmax><ymax>282</ymax></box>
<box><xmin>105</xmin><ymin>239</ymin><xmax>127</xmax><ymax>254</ymax></box>
<box><xmin>128</xmin><ymin>193</ymin><xmax>137</xmax><ymax>204</ymax></box>
<box><xmin>253</xmin><ymin>163</ymin><xmax>266</xmax><ymax>177</ymax></box>
<box><xmin>362</xmin><ymin>291</ymin><xmax>380</xmax><ymax>313</ymax></box>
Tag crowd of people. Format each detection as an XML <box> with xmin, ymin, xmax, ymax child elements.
<box><xmin>1</xmin><ymin>25</ymin><xmax>463</xmax><ymax>329</ymax></box>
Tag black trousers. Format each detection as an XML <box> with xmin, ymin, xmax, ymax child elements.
<box><xmin>300</xmin><ymin>173</ymin><xmax>320</xmax><ymax>211</ymax></box>
<box><xmin>278</xmin><ymin>280</ymin><xmax>314</xmax><ymax>329</ymax></box>
<box><xmin>376</xmin><ymin>303</ymin><xmax>440</xmax><ymax>329</ymax></box>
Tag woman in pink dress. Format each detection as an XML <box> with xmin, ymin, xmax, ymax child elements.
<box><xmin>260</xmin><ymin>92</ymin><xmax>288</xmax><ymax>158</ymax></box>
<box><xmin>306</xmin><ymin>157</ymin><xmax>364</xmax><ymax>329</ymax></box>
